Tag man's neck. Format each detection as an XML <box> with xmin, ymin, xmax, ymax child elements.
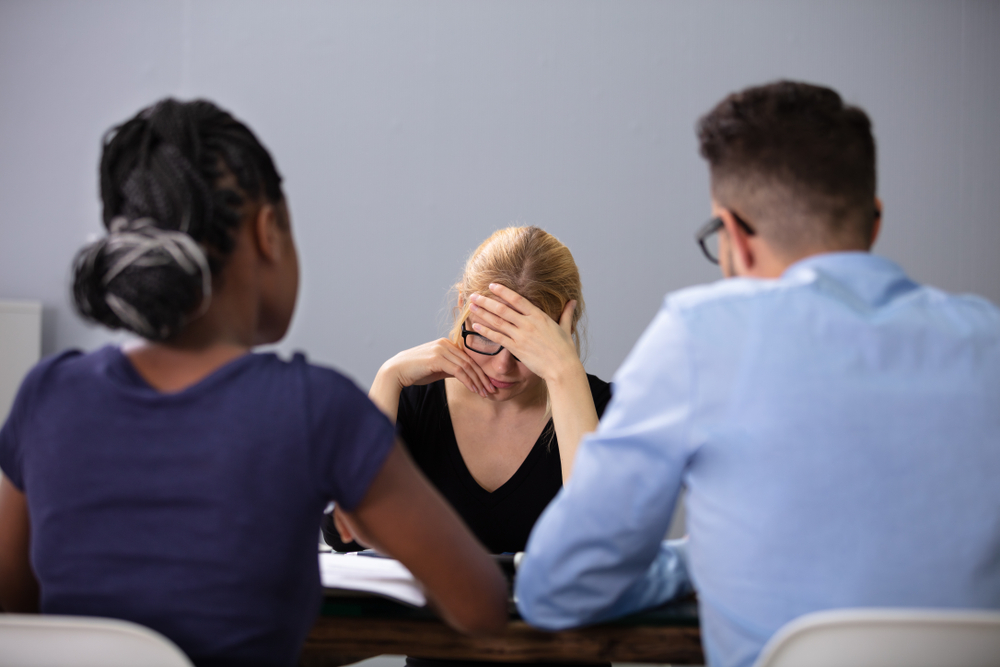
<box><xmin>736</xmin><ymin>245</ymin><xmax>869</xmax><ymax>280</ymax></box>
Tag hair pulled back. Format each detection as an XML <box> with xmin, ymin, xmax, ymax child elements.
<box><xmin>72</xmin><ymin>98</ymin><xmax>283</xmax><ymax>340</ymax></box>
<box><xmin>450</xmin><ymin>226</ymin><xmax>585</xmax><ymax>358</ymax></box>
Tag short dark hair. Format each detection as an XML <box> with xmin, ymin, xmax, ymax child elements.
<box><xmin>72</xmin><ymin>99</ymin><xmax>283</xmax><ymax>340</ymax></box>
<box><xmin>697</xmin><ymin>80</ymin><xmax>877</xmax><ymax>255</ymax></box>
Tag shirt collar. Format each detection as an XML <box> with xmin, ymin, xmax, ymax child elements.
<box><xmin>782</xmin><ymin>251</ymin><xmax>918</xmax><ymax>308</ymax></box>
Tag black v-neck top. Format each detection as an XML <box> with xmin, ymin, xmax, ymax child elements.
<box><xmin>322</xmin><ymin>374</ymin><xmax>612</xmax><ymax>554</ymax></box>
<box><xmin>398</xmin><ymin>374</ymin><xmax>612</xmax><ymax>554</ymax></box>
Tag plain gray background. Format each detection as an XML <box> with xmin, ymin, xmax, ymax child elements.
<box><xmin>2</xmin><ymin>0</ymin><xmax>999</xmax><ymax>389</ymax></box>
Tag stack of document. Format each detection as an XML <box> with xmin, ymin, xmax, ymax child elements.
<box><xmin>319</xmin><ymin>552</ymin><xmax>426</xmax><ymax>607</ymax></box>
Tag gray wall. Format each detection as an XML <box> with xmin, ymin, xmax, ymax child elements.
<box><xmin>2</xmin><ymin>0</ymin><xmax>998</xmax><ymax>389</ymax></box>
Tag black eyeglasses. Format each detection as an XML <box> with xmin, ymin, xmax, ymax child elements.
<box><xmin>461</xmin><ymin>324</ymin><xmax>519</xmax><ymax>362</ymax></box>
<box><xmin>695</xmin><ymin>211</ymin><xmax>756</xmax><ymax>264</ymax></box>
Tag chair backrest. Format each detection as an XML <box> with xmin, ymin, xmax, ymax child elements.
<box><xmin>753</xmin><ymin>608</ymin><xmax>1000</xmax><ymax>667</ymax></box>
<box><xmin>0</xmin><ymin>614</ymin><xmax>194</xmax><ymax>667</ymax></box>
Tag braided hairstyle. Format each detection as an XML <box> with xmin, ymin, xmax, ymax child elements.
<box><xmin>73</xmin><ymin>98</ymin><xmax>283</xmax><ymax>340</ymax></box>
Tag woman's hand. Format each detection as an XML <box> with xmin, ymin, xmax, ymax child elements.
<box><xmin>384</xmin><ymin>339</ymin><xmax>494</xmax><ymax>397</ymax></box>
<box><xmin>369</xmin><ymin>339</ymin><xmax>494</xmax><ymax>422</ymax></box>
<box><xmin>468</xmin><ymin>283</ymin><xmax>579</xmax><ymax>385</ymax></box>
<box><xmin>468</xmin><ymin>283</ymin><xmax>599</xmax><ymax>482</ymax></box>
<box><xmin>332</xmin><ymin>505</ymin><xmax>366</xmax><ymax>547</ymax></box>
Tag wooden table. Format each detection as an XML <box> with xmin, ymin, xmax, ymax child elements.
<box><xmin>301</xmin><ymin>594</ymin><xmax>703</xmax><ymax>666</ymax></box>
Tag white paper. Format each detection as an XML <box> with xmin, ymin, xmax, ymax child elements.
<box><xmin>319</xmin><ymin>552</ymin><xmax>427</xmax><ymax>607</ymax></box>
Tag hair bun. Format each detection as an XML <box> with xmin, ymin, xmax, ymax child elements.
<box><xmin>79</xmin><ymin>97</ymin><xmax>284</xmax><ymax>340</ymax></box>
<box><xmin>72</xmin><ymin>217</ymin><xmax>212</xmax><ymax>341</ymax></box>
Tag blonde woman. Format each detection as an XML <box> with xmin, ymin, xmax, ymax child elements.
<box><xmin>325</xmin><ymin>226</ymin><xmax>611</xmax><ymax>556</ymax></box>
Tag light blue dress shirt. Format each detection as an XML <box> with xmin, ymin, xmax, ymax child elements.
<box><xmin>516</xmin><ymin>252</ymin><xmax>1000</xmax><ymax>667</ymax></box>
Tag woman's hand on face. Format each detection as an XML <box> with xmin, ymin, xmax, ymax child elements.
<box><xmin>468</xmin><ymin>284</ymin><xmax>580</xmax><ymax>384</ymax></box>
<box><xmin>384</xmin><ymin>338</ymin><xmax>495</xmax><ymax>398</ymax></box>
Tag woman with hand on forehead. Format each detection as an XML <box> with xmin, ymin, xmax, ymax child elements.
<box><xmin>325</xmin><ymin>226</ymin><xmax>611</xmax><ymax>557</ymax></box>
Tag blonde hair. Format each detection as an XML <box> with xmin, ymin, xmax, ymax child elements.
<box><xmin>449</xmin><ymin>226</ymin><xmax>585</xmax><ymax>357</ymax></box>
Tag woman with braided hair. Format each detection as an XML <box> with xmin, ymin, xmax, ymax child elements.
<box><xmin>0</xmin><ymin>99</ymin><xmax>506</xmax><ymax>666</ymax></box>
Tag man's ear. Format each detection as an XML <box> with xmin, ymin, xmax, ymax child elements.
<box><xmin>868</xmin><ymin>198</ymin><xmax>883</xmax><ymax>249</ymax></box>
<box><xmin>253</xmin><ymin>203</ymin><xmax>283</xmax><ymax>263</ymax></box>
<box><xmin>719</xmin><ymin>209</ymin><xmax>755</xmax><ymax>276</ymax></box>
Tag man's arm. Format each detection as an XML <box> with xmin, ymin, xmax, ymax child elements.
<box><xmin>515</xmin><ymin>303</ymin><xmax>696</xmax><ymax>629</ymax></box>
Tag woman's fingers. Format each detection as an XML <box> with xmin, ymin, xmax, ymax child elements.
<box><xmin>472</xmin><ymin>295</ymin><xmax>580</xmax><ymax>383</ymax></box>
<box><xmin>333</xmin><ymin>506</ymin><xmax>357</xmax><ymax>544</ymax></box>
<box><xmin>470</xmin><ymin>322</ymin><xmax>511</xmax><ymax>348</ymax></box>
<box><xmin>394</xmin><ymin>339</ymin><xmax>493</xmax><ymax>396</ymax></box>
<box><xmin>487</xmin><ymin>283</ymin><xmax>532</xmax><ymax>315</ymax></box>
<box><xmin>431</xmin><ymin>339</ymin><xmax>493</xmax><ymax>396</ymax></box>
<box><xmin>441</xmin><ymin>344</ymin><xmax>493</xmax><ymax>396</ymax></box>
<box><xmin>469</xmin><ymin>299</ymin><xmax>517</xmax><ymax>336</ymax></box>
<box><xmin>469</xmin><ymin>289</ymin><xmax>562</xmax><ymax>347</ymax></box>
<box><xmin>462</xmin><ymin>348</ymin><xmax>495</xmax><ymax>394</ymax></box>
<box><xmin>470</xmin><ymin>284</ymin><xmax>544</xmax><ymax>324</ymax></box>
<box><xmin>467</xmin><ymin>286</ymin><xmax>580</xmax><ymax>383</ymax></box>
<box><xmin>469</xmin><ymin>293</ymin><xmax>516</xmax><ymax>321</ymax></box>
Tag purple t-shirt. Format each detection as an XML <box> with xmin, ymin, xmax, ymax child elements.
<box><xmin>0</xmin><ymin>346</ymin><xmax>395</xmax><ymax>667</ymax></box>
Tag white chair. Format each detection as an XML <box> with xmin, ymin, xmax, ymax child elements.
<box><xmin>753</xmin><ymin>608</ymin><xmax>1000</xmax><ymax>667</ymax></box>
<box><xmin>0</xmin><ymin>614</ymin><xmax>194</xmax><ymax>667</ymax></box>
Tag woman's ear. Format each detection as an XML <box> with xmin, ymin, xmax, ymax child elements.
<box><xmin>559</xmin><ymin>299</ymin><xmax>577</xmax><ymax>335</ymax></box>
<box><xmin>253</xmin><ymin>203</ymin><xmax>283</xmax><ymax>263</ymax></box>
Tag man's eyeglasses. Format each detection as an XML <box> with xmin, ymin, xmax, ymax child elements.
<box><xmin>695</xmin><ymin>211</ymin><xmax>756</xmax><ymax>264</ymax></box>
<box><xmin>461</xmin><ymin>324</ymin><xmax>519</xmax><ymax>362</ymax></box>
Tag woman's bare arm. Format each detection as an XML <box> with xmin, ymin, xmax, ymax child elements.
<box><xmin>340</xmin><ymin>440</ymin><xmax>508</xmax><ymax>635</ymax></box>
<box><xmin>542</xmin><ymin>358</ymin><xmax>599</xmax><ymax>483</ymax></box>
<box><xmin>369</xmin><ymin>341</ymin><xmax>494</xmax><ymax>423</ymax></box>
<box><xmin>368</xmin><ymin>364</ymin><xmax>406</xmax><ymax>423</ymax></box>
<box><xmin>0</xmin><ymin>474</ymin><xmax>39</xmax><ymax>612</ymax></box>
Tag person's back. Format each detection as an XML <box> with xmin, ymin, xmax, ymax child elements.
<box><xmin>667</xmin><ymin>252</ymin><xmax>1000</xmax><ymax>665</ymax></box>
<box><xmin>515</xmin><ymin>81</ymin><xmax>1000</xmax><ymax>667</ymax></box>
<box><xmin>0</xmin><ymin>98</ymin><xmax>507</xmax><ymax>667</ymax></box>
<box><xmin>9</xmin><ymin>346</ymin><xmax>387</xmax><ymax>666</ymax></box>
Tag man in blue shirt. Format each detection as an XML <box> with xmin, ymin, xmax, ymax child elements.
<box><xmin>513</xmin><ymin>81</ymin><xmax>1000</xmax><ymax>667</ymax></box>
